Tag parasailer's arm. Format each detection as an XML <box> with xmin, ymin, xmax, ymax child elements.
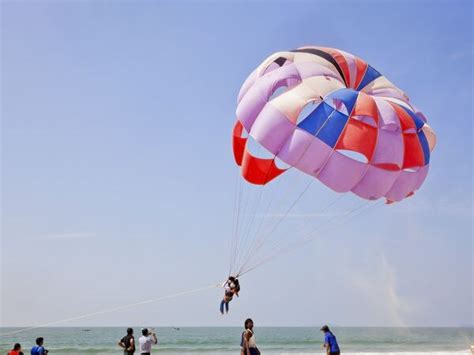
<box><xmin>222</xmin><ymin>279</ymin><xmax>232</xmax><ymax>288</ymax></box>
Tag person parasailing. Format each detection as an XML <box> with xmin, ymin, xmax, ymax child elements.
<box><xmin>219</xmin><ymin>276</ymin><xmax>240</xmax><ymax>314</ymax></box>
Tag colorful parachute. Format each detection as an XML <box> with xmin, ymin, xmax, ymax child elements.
<box><xmin>228</xmin><ymin>46</ymin><xmax>437</xmax><ymax>277</ymax></box>
<box><xmin>233</xmin><ymin>46</ymin><xmax>436</xmax><ymax>203</ymax></box>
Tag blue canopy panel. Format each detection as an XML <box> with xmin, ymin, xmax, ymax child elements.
<box><xmin>356</xmin><ymin>65</ymin><xmax>381</xmax><ymax>91</ymax></box>
<box><xmin>417</xmin><ymin>129</ymin><xmax>431</xmax><ymax>165</ymax></box>
<box><xmin>298</xmin><ymin>101</ymin><xmax>349</xmax><ymax>148</ymax></box>
<box><xmin>325</xmin><ymin>88</ymin><xmax>360</xmax><ymax>115</ymax></box>
<box><xmin>297</xmin><ymin>102</ymin><xmax>334</xmax><ymax>135</ymax></box>
<box><xmin>402</xmin><ymin>106</ymin><xmax>425</xmax><ymax>131</ymax></box>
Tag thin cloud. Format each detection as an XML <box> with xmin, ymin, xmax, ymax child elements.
<box><xmin>392</xmin><ymin>199</ymin><xmax>473</xmax><ymax>218</ymax></box>
<box><xmin>350</xmin><ymin>254</ymin><xmax>411</xmax><ymax>326</ymax></box>
<box><xmin>449</xmin><ymin>47</ymin><xmax>473</xmax><ymax>60</ymax></box>
<box><xmin>41</xmin><ymin>233</ymin><xmax>96</xmax><ymax>240</ymax></box>
<box><xmin>253</xmin><ymin>212</ymin><xmax>342</xmax><ymax>219</ymax></box>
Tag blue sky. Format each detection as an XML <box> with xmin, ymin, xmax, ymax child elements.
<box><xmin>1</xmin><ymin>0</ymin><xmax>472</xmax><ymax>328</ymax></box>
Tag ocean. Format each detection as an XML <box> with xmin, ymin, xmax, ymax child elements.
<box><xmin>0</xmin><ymin>327</ymin><xmax>472</xmax><ymax>354</ymax></box>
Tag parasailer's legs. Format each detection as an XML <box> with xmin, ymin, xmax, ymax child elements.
<box><xmin>220</xmin><ymin>300</ymin><xmax>230</xmax><ymax>314</ymax></box>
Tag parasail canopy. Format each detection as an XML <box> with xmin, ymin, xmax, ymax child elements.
<box><xmin>233</xmin><ymin>46</ymin><xmax>436</xmax><ymax>203</ymax></box>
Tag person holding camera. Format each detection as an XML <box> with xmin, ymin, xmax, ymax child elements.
<box><xmin>138</xmin><ymin>328</ymin><xmax>158</xmax><ymax>355</ymax></box>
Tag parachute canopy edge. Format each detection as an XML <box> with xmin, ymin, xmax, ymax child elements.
<box><xmin>232</xmin><ymin>120</ymin><xmax>286</xmax><ymax>185</ymax></box>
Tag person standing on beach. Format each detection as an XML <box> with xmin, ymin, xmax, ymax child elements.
<box><xmin>30</xmin><ymin>337</ymin><xmax>48</xmax><ymax>355</ymax></box>
<box><xmin>240</xmin><ymin>318</ymin><xmax>260</xmax><ymax>355</ymax></box>
<box><xmin>8</xmin><ymin>343</ymin><xmax>24</xmax><ymax>355</ymax></box>
<box><xmin>138</xmin><ymin>328</ymin><xmax>158</xmax><ymax>355</ymax></box>
<box><xmin>320</xmin><ymin>325</ymin><xmax>340</xmax><ymax>355</ymax></box>
<box><xmin>118</xmin><ymin>328</ymin><xmax>136</xmax><ymax>354</ymax></box>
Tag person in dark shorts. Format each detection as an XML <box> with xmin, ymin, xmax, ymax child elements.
<box><xmin>321</xmin><ymin>325</ymin><xmax>340</xmax><ymax>355</ymax></box>
<box><xmin>240</xmin><ymin>318</ymin><xmax>260</xmax><ymax>355</ymax></box>
<box><xmin>30</xmin><ymin>337</ymin><xmax>48</xmax><ymax>355</ymax></box>
<box><xmin>118</xmin><ymin>328</ymin><xmax>135</xmax><ymax>354</ymax></box>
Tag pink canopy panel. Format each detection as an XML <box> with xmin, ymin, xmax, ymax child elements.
<box><xmin>233</xmin><ymin>46</ymin><xmax>436</xmax><ymax>203</ymax></box>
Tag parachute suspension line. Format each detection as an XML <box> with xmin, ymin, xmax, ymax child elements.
<box><xmin>254</xmin><ymin>193</ymin><xmax>346</xmax><ymax>261</ymax></box>
<box><xmin>231</xmin><ymin>172</ymin><xmax>252</xmax><ymax>276</ymax></box>
<box><xmin>231</xmin><ymin>141</ymin><xmax>278</xmax><ymax>276</ymax></box>
<box><xmin>231</xmin><ymin>172</ymin><xmax>246</xmax><ymax>275</ymax></box>
<box><xmin>229</xmin><ymin>173</ymin><xmax>236</xmax><ymax>275</ymax></box>
<box><xmin>283</xmin><ymin>199</ymin><xmax>383</xmax><ymax>257</ymax></box>
<box><xmin>232</xmin><ymin>184</ymin><xmax>266</xmax><ymax>275</ymax></box>
<box><xmin>237</xmin><ymin>201</ymin><xmax>373</xmax><ymax>276</ymax></box>
<box><xmin>228</xmin><ymin>175</ymin><xmax>238</xmax><ymax>275</ymax></box>
<box><xmin>250</xmin><ymin>171</ymin><xmax>284</xmax><ymax>244</ymax></box>
<box><xmin>236</xmin><ymin>107</ymin><xmax>341</xmax><ymax>276</ymax></box>
<box><xmin>268</xmin><ymin>197</ymin><xmax>368</xmax><ymax>257</ymax></box>
<box><xmin>238</xmin><ymin>199</ymin><xmax>384</xmax><ymax>276</ymax></box>
<box><xmin>233</xmin><ymin>168</ymin><xmax>289</xmax><ymax>277</ymax></box>
<box><xmin>231</xmin><ymin>146</ymin><xmax>277</xmax><ymax>276</ymax></box>
<box><xmin>237</xmin><ymin>192</ymin><xmax>345</xmax><ymax>276</ymax></box>
<box><xmin>0</xmin><ymin>283</ymin><xmax>220</xmax><ymax>337</ymax></box>
<box><xmin>323</xmin><ymin>199</ymin><xmax>383</xmax><ymax>231</ymax></box>
<box><xmin>229</xmin><ymin>171</ymin><xmax>244</xmax><ymax>276</ymax></box>
<box><xmin>236</xmin><ymin>178</ymin><xmax>314</xmax><ymax>276</ymax></box>
<box><xmin>250</xmin><ymin>175</ymin><xmax>313</xmax><ymax>254</ymax></box>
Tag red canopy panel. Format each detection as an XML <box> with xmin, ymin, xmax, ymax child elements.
<box><xmin>233</xmin><ymin>120</ymin><xmax>247</xmax><ymax>166</ymax></box>
<box><xmin>241</xmin><ymin>149</ymin><xmax>286</xmax><ymax>185</ymax></box>
<box><xmin>233</xmin><ymin>120</ymin><xmax>286</xmax><ymax>185</ymax></box>
<box><xmin>373</xmin><ymin>163</ymin><xmax>401</xmax><ymax>171</ymax></box>
<box><xmin>336</xmin><ymin>118</ymin><xmax>378</xmax><ymax>161</ymax></box>
<box><xmin>402</xmin><ymin>133</ymin><xmax>424</xmax><ymax>169</ymax></box>
<box><xmin>352</xmin><ymin>92</ymin><xmax>379</xmax><ymax>125</ymax></box>
<box><xmin>354</xmin><ymin>57</ymin><xmax>368</xmax><ymax>89</ymax></box>
<box><xmin>389</xmin><ymin>102</ymin><xmax>416</xmax><ymax>132</ymax></box>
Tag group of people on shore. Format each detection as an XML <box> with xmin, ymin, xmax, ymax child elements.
<box><xmin>7</xmin><ymin>337</ymin><xmax>48</xmax><ymax>355</ymax></box>
<box><xmin>114</xmin><ymin>320</ymin><xmax>339</xmax><ymax>355</ymax></box>
<box><xmin>114</xmin><ymin>318</ymin><xmax>262</xmax><ymax>355</ymax></box>
<box><xmin>6</xmin><ymin>322</ymin><xmax>339</xmax><ymax>355</ymax></box>
<box><xmin>117</xmin><ymin>327</ymin><xmax>157</xmax><ymax>355</ymax></box>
